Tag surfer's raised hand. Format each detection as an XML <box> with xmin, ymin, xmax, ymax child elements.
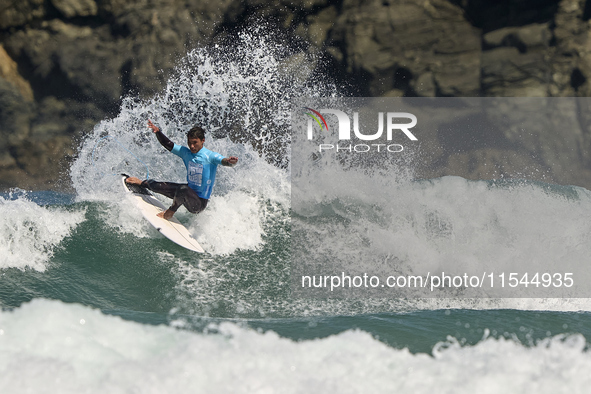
<box><xmin>223</xmin><ymin>156</ymin><xmax>238</xmax><ymax>167</ymax></box>
<box><xmin>147</xmin><ymin>119</ymin><xmax>160</xmax><ymax>133</ymax></box>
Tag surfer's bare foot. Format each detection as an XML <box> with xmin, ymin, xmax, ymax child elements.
<box><xmin>126</xmin><ymin>177</ymin><xmax>143</xmax><ymax>185</ymax></box>
<box><xmin>157</xmin><ymin>209</ymin><xmax>175</xmax><ymax>220</ymax></box>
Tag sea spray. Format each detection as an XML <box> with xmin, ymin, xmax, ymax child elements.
<box><xmin>70</xmin><ymin>30</ymin><xmax>339</xmax><ymax>199</ymax></box>
<box><xmin>69</xmin><ymin>31</ymin><xmax>337</xmax><ymax>255</ymax></box>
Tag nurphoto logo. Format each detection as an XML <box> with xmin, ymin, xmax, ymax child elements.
<box><xmin>303</xmin><ymin>107</ymin><xmax>418</xmax><ymax>153</ymax></box>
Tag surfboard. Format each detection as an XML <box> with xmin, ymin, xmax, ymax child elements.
<box><xmin>121</xmin><ymin>175</ymin><xmax>205</xmax><ymax>253</ymax></box>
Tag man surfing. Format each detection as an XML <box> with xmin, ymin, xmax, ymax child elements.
<box><xmin>126</xmin><ymin>120</ymin><xmax>238</xmax><ymax>220</ymax></box>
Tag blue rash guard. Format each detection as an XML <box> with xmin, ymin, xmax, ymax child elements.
<box><xmin>171</xmin><ymin>144</ymin><xmax>224</xmax><ymax>199</ymax></box>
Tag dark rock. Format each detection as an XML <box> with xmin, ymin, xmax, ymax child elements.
<box><xmin>483</xmin><ymin>23</ymin><xmax>552</xmax><ymax>52</ymax></box>
<box><xmin>0</xmin><ymin>78</ymin><xmax>34</xmax><ymax>149</ymax></box>
<box><xmin>0</xmin><ymin>0</ymin><xmax>46</xmax><ymax>29</ymax></box>
<box><xmin>451</xmin><ymin>0</ymin><xmax>561</xmax><ymax>32</ymax></box>
<box><xmin>2</xmin><ymin>0</ymin><xmax>591</xmax><ymax>190</ymax></box>
<box><xmin>0</xmin><ymin>44</ymin><xmax>34</xmax><ymax>101</ymax></box>
<box><xmin>328</xmin><ymin>0</ymin><xmax>481</xmax><ymax>96</ymax></box>
<box><xmin>481</xmin><ymin>47</ymin><xmax>551</xmax><ymax>96</ymax></box>
<box><xmin>51</xmin><ymin>0</ymin><xmax>98</xmax><ymax>18</ymax></box>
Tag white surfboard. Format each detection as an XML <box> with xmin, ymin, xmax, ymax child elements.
<box><xmin>121</xmin><ymin>175</ymin><xmax>205</xmax><ymax>253</ymax></box>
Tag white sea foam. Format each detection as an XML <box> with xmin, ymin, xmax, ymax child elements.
<box><xmin>189</xmin><ymin>190</ymin><xmax>264</xmax><ymax>254</ymax></box>
<box><xmin>293</xmin><ymin>173</ymin><xmax>591</xmax><ymax>298</ymax></box>
<box><xmin>98</xmin><ymin>196</ymin><xmax>154</xmax><ymax>239</ymax></box>
<box><xmin>1</xmin><ymin>299</ymin><xmax>590</xmax><ymax>393</ymax></box>
<box><xmin>0</xmin><ymin>195</ymin><xmax>85</xmax><ymax>271</ymax></box>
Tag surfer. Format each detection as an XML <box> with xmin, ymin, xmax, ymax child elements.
<box><xmin>126</xmin><ymin>120</ymin><xmax>238</xmax><ymax>220</ymax></box>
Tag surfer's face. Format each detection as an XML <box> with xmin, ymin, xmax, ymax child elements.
<box><xmin>188</xmin><ymin>137</ymin><xmax>204</xmax><ymax>153</ymax></box>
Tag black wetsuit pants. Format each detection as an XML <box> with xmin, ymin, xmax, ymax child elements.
<box><xmin>142</xmin><ymin>180</ymin><xmax>208</xmax><ymax>214</ymax></box>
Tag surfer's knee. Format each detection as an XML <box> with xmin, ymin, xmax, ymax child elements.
<box><xmin>175</xmin><ymin>184</ymin><xmax>191</xmax><ymax>201</ymax></box>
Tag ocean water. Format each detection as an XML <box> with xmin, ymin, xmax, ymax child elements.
<box><xmin>2</xmin><ymin>31</ymin><xmax>591</xmax><ymax>393</ymax></box>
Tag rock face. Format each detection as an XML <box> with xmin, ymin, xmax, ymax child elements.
<box><xmin>1</xmin><ymin>0</ymin><xmax>591</xmax><ymax>189</ymax></box>
<box><xmin>0</xmin><ymin>0</ymin><xmax>232</xmax><ymax>189</ymax></box>
<box><xmin>329</xmin><ymin>0</ymin><xmax>482</xmax><ymax>97</ymax></box>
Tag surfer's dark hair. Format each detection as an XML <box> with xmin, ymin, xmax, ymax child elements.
<box><xmin>187</xmin><ymin>126</ymin><xmax>206</xmax><ymax>140</ymax></box>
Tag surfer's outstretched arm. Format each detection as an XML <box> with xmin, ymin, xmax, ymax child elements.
<box><xmin>148</xmin><ymin>120</ymin><xmax>174</xmax><ymax>151</ymax></box>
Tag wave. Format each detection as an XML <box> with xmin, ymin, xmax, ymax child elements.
<box><xmin>3</xmin><ymin>177</ymin><xmax>591</xmax><ymax>316</ymax></box>
<box><xmin>1</xmin><ymin>299</ymin><xmax>590</xmax><ymax>393</ymax></box>
<box><xmin>0</xmin><ymin>192</ymin><xmax>85</xmax><ymax>272</ymax></box>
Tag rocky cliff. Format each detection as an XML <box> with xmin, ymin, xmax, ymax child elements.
<box><xmin>1</xmin><ymin>0</ymin><xmax>591</xmax><ymax>190</ymax></box>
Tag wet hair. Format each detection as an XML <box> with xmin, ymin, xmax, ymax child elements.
<box><xmin>187</xmin><ymin>126</ymin><xmax>206</xmax><ymax>140</ymax></box>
